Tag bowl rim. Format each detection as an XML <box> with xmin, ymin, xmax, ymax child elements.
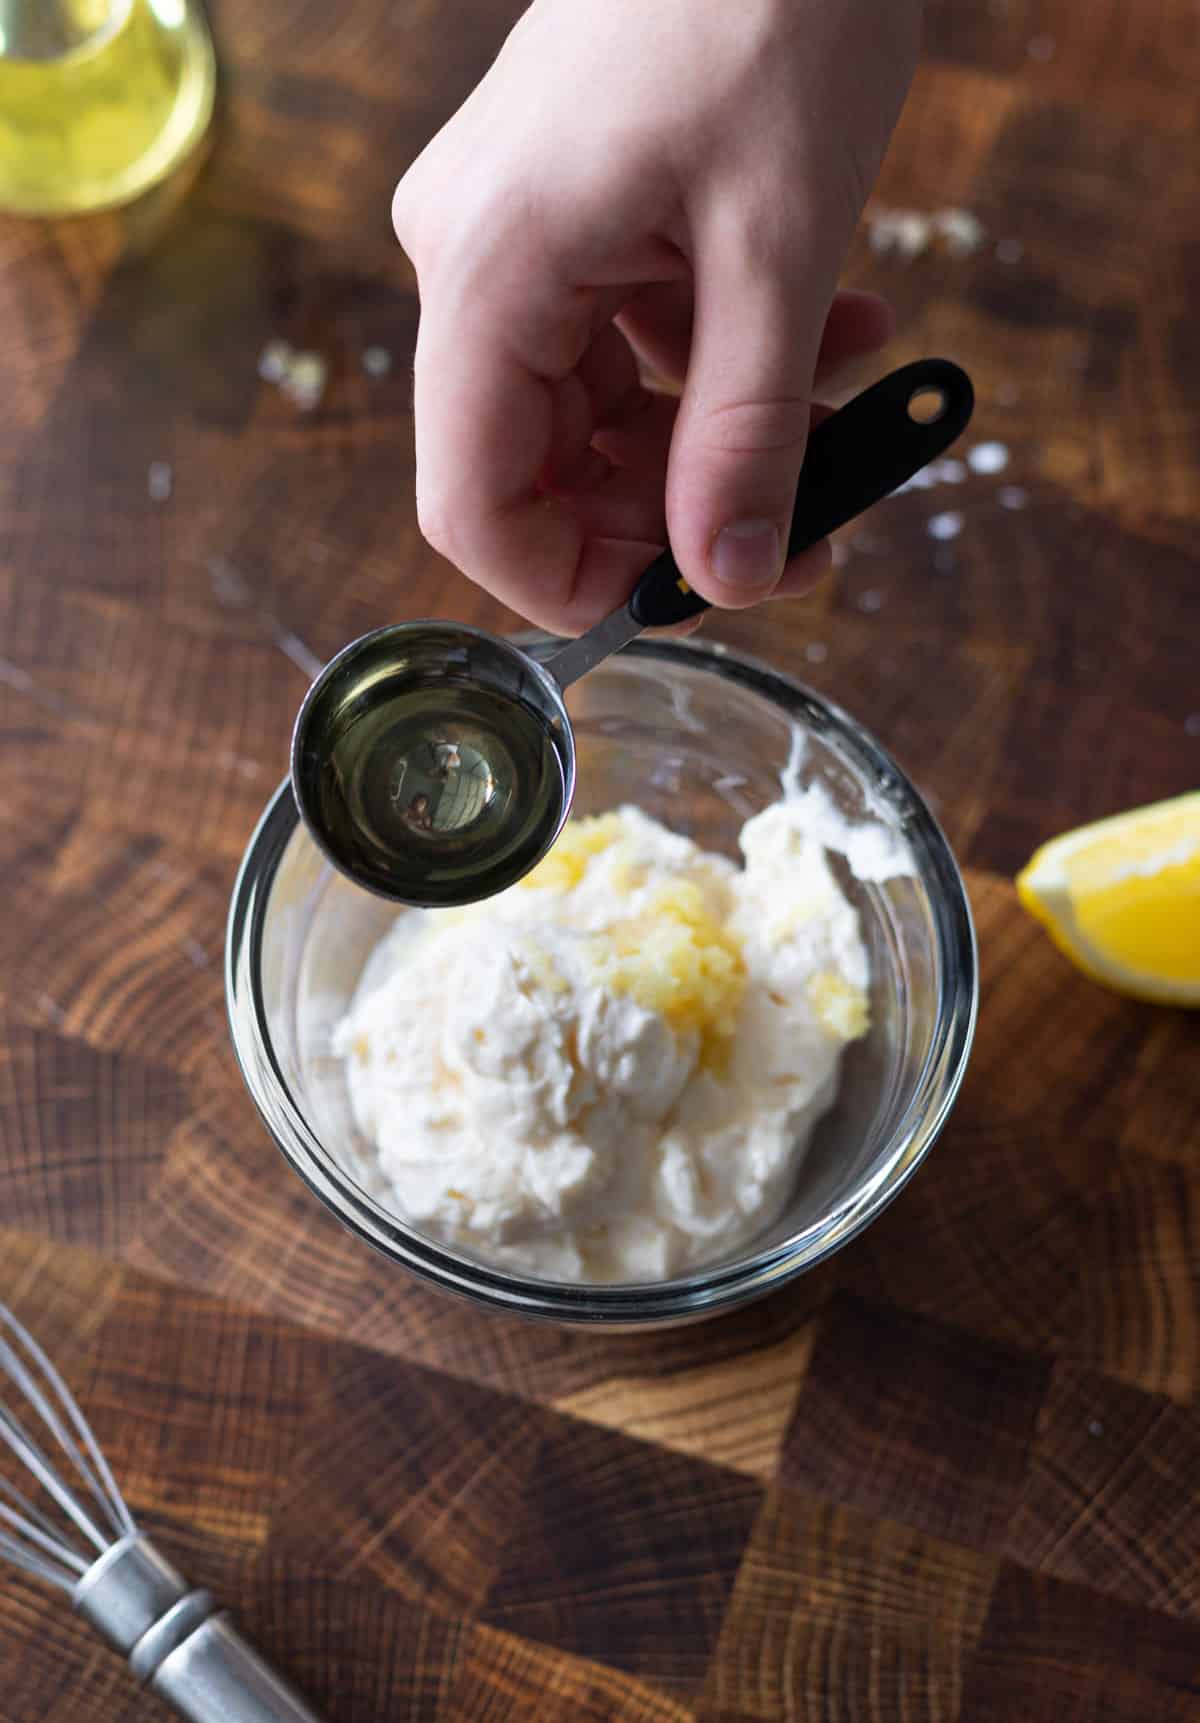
<box><xmin>226</xmin><ymin>633</ymin><xmax>978</xmax><ymax>1325</ymax></box>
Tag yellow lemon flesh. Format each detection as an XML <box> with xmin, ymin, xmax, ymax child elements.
<box><xmin>1016</xmin><ymin>791</ymin><xmax>1200</xmax><ymax>1006</ymax></box>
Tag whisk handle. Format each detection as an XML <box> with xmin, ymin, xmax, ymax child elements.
<box><xmin>73</xmin><ymin>1535</ymin><xmax>327</xmax><ymax>1723</ymax></box>
<box><xmin>150</xmin><ymin>1612</ymin><xmax>327</xmax><ymax>1723</ymax></box>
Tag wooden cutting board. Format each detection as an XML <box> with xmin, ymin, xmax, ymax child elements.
<box><xmin>2</xmin><ymin>865</ymin><xmax>1198</xmax><ymax>1722</ymax></box>
<box><xmin>1</xmin><ymin>0</ymin><xmax>1198</xmax><ymax>1717</ymax></box>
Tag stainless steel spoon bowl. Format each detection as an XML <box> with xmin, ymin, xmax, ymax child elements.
<box><xmin>291</xmin><ymin>620</ymin><xmax>575</xmax><ymax>907</ymax></box>
<box><xmin>292</xmin><ymin>358</ymin><xmax>974</xmax><ymax>906</ymax></box>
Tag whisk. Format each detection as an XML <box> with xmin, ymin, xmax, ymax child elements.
<box><xmin>0</xmin><ymin>1301</ymin><xmax>327</xmax><ymax>1723</ymax></box>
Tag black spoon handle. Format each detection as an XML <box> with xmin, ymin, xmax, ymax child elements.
<box><xmin>626</xmin><ymin>357</ymin><xmax>974</xmax><ymax>629</ymax></box>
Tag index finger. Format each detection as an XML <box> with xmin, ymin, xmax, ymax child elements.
<box><xmin>410</xmin><ymin>275</ymin><xmax>658</xmax><ymax>635</ymax></box>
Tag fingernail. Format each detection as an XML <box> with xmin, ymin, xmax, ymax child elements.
<box><xmin>712</xmin><ymin>520</ymin><xmax>782</xmax><ymax>590</ymax></box>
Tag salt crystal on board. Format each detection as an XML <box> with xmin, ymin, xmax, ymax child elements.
<box><xmin>968</xmin><ymin>442</ymin><xmax>1010</xmax><ymax>475</ymax></box>
<box><xmin>147</xmin><ymin>461</ymin><xmax>173</xmax><ymax>502</ymax></box>
<box><xmin>931</xmin><ymin>458</ymin><xmax>967</xmax><ymax>485</ymax></box>
<box><xmin>258</xmin><ymin>339</ymin><xmax>292</xmax><ymax>383</ymax></box>
<box><xmin>362</xmin><ymin>345</ymin><xmax>393</xmax><ymax>378</ymax></box>
<box><xmin>933</xmin><ymin>208</ymin><xmax>987</xmax><ymax>258</ymax></box>
<box><xmin>282</xmin><ymin>352</ymin><xmax>328</xmax><ymax>412</ymax></box>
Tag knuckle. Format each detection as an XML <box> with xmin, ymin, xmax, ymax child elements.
<box><xmin>699</xmin><ymin>395</ymin><xmax>810</xmax><ymax>456</ymax></box>
<box><xmin>731</xmin><ymin>195</ymin><xmax>796</xmax><ymax>272</ymax></box>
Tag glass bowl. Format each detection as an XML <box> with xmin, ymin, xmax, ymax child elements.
<box><xmin>226</xmin><ymin>636</ymin><xmax>977</xmax><ymax>1328</ymax></box>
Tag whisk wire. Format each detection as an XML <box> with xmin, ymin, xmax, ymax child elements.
<box><xmin>0</xmin><ymin>1528</ymin><xmax>80</xmax><ymax>1591</ymax></box>
<box><xmin>0</xmin><ymin>1469</ymin><xmax>70</xmax><ymax>1549</ymax></box>
<box><xmin>0</xmin><ymin>1380</ymin><xmax>113</xmax><ymax>1556</ymax></box>
<box><xmin>0</xmin><ymin>1308</ymin><xmax>136</xmax><ymax>1538</ymax></box>
<box><xmin>0</xmin><ymin>1488</ymin><xmax>89</xmax><ymax>1585</ymax></box>
<box><xmin>0</xmin><ymin>1300</ymin><xmax>328</xmax><ymax>1722</ymax></box>
<box><xmin>0</xmin><ymin>1305</ymin><xmax>136</xmax><ymax>1572</ymax></box>
<box><xmin>0</xmin><ymin>1459</ymin><xmax>89</xmax><ymax>1591</ymax></box>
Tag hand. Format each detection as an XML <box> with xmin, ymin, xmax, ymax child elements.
<box><xmin>393</xmin><ymin>0</ymin><xmax>920</xmax><ymax>634</ymax></box>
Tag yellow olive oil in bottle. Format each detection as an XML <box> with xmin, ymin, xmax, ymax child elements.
<box><xmin>0</xmin><ymin>0</ymin><xmax>216</xmax><ymax>215</ymax></box>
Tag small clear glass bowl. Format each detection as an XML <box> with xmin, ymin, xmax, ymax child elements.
<box><xmin>226</xmin><ymin>636</ymin><xmax>977</xmax><ymax>1328</ymax></box>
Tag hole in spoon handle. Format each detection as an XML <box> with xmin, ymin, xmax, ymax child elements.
<box><xmin>785</xmin><ymin>357</ymin><xmax>974</xmax><ymax>557</ymax></box>
<box><xmin>627</xmin><ymin>357</ymin><xmax>974</xmax><ymax>630</ymax></box>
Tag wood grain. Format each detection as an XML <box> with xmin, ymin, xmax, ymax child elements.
<box><xmin>961</xmin><ymin>1565</ymin><xmax>1200</xmax><ymax>1723</ymax></box>
<box><xmin>779</xmin><ymin>1292</ymin><xmax>1051</xmax><ymax>1553</ymax></box>
<box><xmin>2</xmin><ymin>0</ymin><xmax>1200</xmax><ymax>1718</ymax></box>
<box><xmin>553</xmin><ymin>1318</ymin><xmax>819</xmax><ymax>1482</ymax></box>
<box><xmin>1006</xmin><ymin>1361</ymin><xmax>1200</xmax><ymax>1619</ymax></box>
<box><xmin>699</xmin><ymin>1492</ymin><xmax>997</xmax><ymax>1723</ymax></box>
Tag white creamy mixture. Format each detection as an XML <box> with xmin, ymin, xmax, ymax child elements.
<box><xmin>334</xmin><ymin>791</ymin><xmax>889</xmax><ymax>1283</ymax></box>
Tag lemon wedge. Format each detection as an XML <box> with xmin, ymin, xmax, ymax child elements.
<box><xmin>1016</xmin><ymin>792</ymin><xmax>1200</xmax><ymax>1006</ymax></box>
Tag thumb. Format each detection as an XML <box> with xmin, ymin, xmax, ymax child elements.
<box><xmin>665</xmin><ymin>227</ymin><xmax>826</xmax><ymax>607</ymax></box>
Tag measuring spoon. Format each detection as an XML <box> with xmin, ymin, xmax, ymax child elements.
<box><xmin>292</xmin><ymin>356</ymin><xmax>973</xmax><ymax>907</ymax></box>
